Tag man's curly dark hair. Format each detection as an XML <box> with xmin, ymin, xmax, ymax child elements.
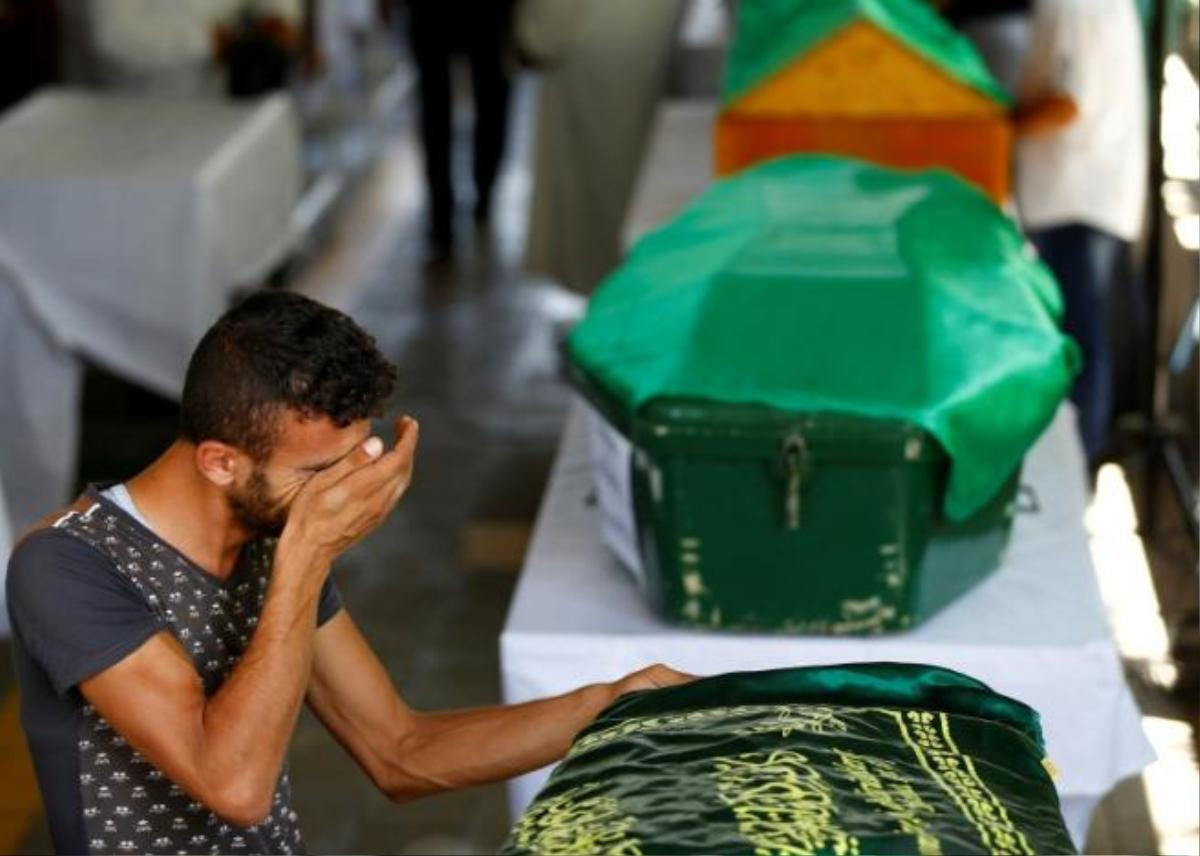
<box><xmin>179</xmin><ymin>292</ymin><xmax>398</xmax><ymax>460</ymax></box>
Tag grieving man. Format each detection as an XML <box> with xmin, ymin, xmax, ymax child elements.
<box><xmin>6</xmin><ymin>292</ymin><xmax>688</xmax><ymax>855</ymax></box>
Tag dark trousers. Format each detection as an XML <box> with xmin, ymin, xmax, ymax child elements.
<box><xmin>1030</xmin><ymin>223</ymin><xmax>1129</xmax><ymax>467</ymax></box>
<box><xmin>407</xmin><ymin>1</ymin><xmax>513</xmax><ymax>242</ymax></box>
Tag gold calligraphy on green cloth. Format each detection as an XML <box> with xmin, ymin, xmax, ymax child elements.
<box><xmin>501</xmin><ymin>666</ymin><xmax>1075</xmax><ymax>856</ymax></box>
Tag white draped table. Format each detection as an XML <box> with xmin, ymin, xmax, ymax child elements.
<box><xmin>0</xmin><ymin>89</ymin><xmax>301</xmax><ymax>532</ymax></box>
<box><xmin>501</xmin><ymin>399</ymin><xmax>1153</xmax><ymax>849</ymax></box>
<box><xmin>500</xmin><ymin>100</ymin><xmax>1152</xmax><ymax>850</ymax></box>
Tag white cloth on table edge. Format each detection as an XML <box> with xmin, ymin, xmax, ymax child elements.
<box><xmin>0</xmin><ymin>88</ymin><xmax>301</xmax><ymax>536</ymax></box>
<box><xmin>0</xmin><ymin>88</ymin><xmax>301</xmax><ymax>398</ymax></box>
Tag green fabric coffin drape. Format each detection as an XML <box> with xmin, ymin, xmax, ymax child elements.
<box><xmin>722</xmin><ymin>0</ymin><xmax>1012</xmax><ymax>107</ymax></box>
<box><xmin>566</xmin><ymin>156</ymin><xmax>1079</xmax><ymax>521</ymax></box>
<box><xmin>501</xmin><ymin>664</ymin><xmax>1077</xmax><ymax>855</ymax></box>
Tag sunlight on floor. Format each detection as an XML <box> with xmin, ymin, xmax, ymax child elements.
<box><xmin>1143</xmin><ymin>716</ymin><xmax>1200</xmax><ymax>856</ymax></box>
<box><xmin>1088</xmin><ymin>465</ymin><xmax>1175</xmax><ymax>667</ymax></box>
<box><xmin>1087</xmin><ymin>463</ymin><xmax>1199</xmax><ymax>855</ymax></box>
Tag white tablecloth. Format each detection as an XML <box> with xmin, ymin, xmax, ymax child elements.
<box><xmin>0</xmin><ymin>89</ymin><xmax>301</xmax><ymax>532</ymax></box>
<box><xmin>500</xmin><ymin>400</ymin><xmax>1154</xmax><ymax>848</ymax></box>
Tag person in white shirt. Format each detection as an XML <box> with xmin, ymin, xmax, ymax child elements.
<box><xmin>1013</xmin><ymin>0</ymin><xmax>1148</xmax><ymax>468</ymax></box>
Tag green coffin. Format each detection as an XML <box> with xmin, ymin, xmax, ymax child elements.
<box><xmin>501</xmin><ymin>664</ymin><xmax>1076</xmax><ymax>856</ymax></box>
<box><xmin>622</xmin><ymin>397</ymin><xmax>1021</xmax><ymax>633</ymax></box>
<box><xmin>566</xmin><ymin>155</ymin><xmax>1076</xmax><ymax>634</ymax></box>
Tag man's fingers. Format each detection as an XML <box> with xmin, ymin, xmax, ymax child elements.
<box><xmin>355</xmin><ymin>420</ymin><xmax>418</xmax><ymax>523</ymax></box>
<box><xmin>294</xmin><ymin>436</ymin><xmax>383</xmax><ymax>519</ymax></box>
<box><xmin>393</xmin><ymin>415</ymin><xmax>419</xmax><ymax>460</ymax></box>
<box><xmin>638</xmin><ymin>664</ymin><xmax>696</xmax><ymax>691</ymax></box>
<box><xmin>658</xmin><ymin>667</ymin><xmax>696</xmax><ymax>687</ymax></box>
<box><xmin>306</xmin><ymin>435</ymin><xmax>385</xmax><ymax>495</ymax></box>
<box><xmin>356</xmin><ymin>416</ymin><xmax>418</xmax><ymax>498</ymax></box>
<box><xmin>329</xmin><ymin>416</ymin><xmax>419</xmax><ymax>504</ymax></box>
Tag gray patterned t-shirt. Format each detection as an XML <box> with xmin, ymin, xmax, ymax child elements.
<box><xmin>5</xmin><ymin>488</ymin><xmax>342</xmax><ymax>855</ymax></box>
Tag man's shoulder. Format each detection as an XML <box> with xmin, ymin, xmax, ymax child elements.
<box><xmin>7</xmin><ymin>495</ymin><xmax>117</xmax><ymax>597</ymax></box>
<box><xmin>14</xmin><ymin>494</ymin><xmax>101</xmax><ymax>550</ymax></box>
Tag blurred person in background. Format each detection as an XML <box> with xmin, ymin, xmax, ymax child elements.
<box><xmin>523</xmin><ymin>0</ymin><xmax>685</xmax><ymax>294</ymax></box>
<box><xmin>1013</xmin><ymin>0</ymin><xmax>1148</xmax><ymax>470</ymax></box>
<box><xmin>403</xmin><ymin>0</ymin><xmax>515</xmax><ymax>262</ymax></box>
<box><xmin>5</xmin><ymin>293</ymin><xmax>689</xmax><ymax>855</ymax></box>
<box><xmin>939</xmin><ymin>0</ymin><xmax>1034</xmax><ymax>96</ymax></box>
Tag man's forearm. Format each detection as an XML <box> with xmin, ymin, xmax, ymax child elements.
<box><xmin>196</xmin><ymin>541</ymin><xmax>328</xmax><ymax>817</ymax></box>
<box><xmin>384</xmin><ymin>682</ymin><xmax>617</xmax><ymax>800</ymax></box>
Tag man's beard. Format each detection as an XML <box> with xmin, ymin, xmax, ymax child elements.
<box><xmin>228</xmin><ymin>467</ymin><xmax>289</xmax><ymax>538</ymax></box>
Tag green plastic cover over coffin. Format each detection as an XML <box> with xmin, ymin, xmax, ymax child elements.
<box><xmin>566</xmin><ymin>155</ymin><xmax>1076</xmax><ymax>523</ymax></box>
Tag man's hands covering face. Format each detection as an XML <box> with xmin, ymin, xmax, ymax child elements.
<box><xmin>280</xmin><ymin>416</ymin><xmax>419</xmax><ymax>569</ymax></box>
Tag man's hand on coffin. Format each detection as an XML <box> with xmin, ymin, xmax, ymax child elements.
<box><xmin>611</xmin><ymin>663</ymin><xmax>696</xmax><ymax>699</ymax></box>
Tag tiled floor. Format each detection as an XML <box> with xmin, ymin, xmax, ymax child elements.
<box><xmin>2</xmin><ymin>75</ymin><xmax>1197</xmax><ymax>854</ymax></box>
